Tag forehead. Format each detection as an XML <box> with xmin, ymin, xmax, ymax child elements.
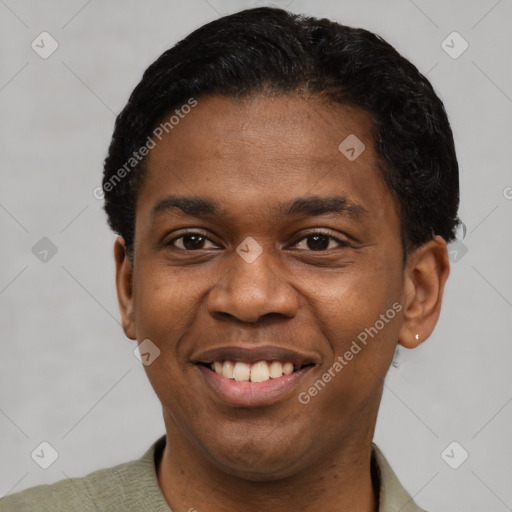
<box><xmin>136</xmin><ymin>94</ymin><xmax>396</xmax><ymax>224</ymax></box>
<box><xmin>147</xmin><ymin>94</ymin><xmax>375</xmax><ymax>165</ymax></box>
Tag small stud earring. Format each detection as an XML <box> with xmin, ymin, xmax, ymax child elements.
<box><xmin>415</xmin><ymin>333</ymin><xmax>420</xmax><ymax>341</ymax></box>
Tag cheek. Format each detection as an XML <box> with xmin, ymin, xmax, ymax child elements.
<box><xmin>296</xmin><ymin>270</ymin><xmax>402</xmax><ymax>441</ymax></box>
<box><xmin>305</xmin><ymin>256</ymin><xmax>402</xmax><ymax>348</ymax></box>
<box><xmin>132</xmin><ymin>264</ymin><xmax>205</xmax><ymax>347</ymax></box>
<box><xmin>299</xmin><ymin>254</ymin><xmax>403</xmax><ymax>412</ymax></box>
<box><xmin>132</xmin><ymin>266</ymin><xmax>207</xmax><ymax>412</ymax></box>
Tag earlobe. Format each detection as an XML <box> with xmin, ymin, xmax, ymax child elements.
<box><xmin>114</xmin><ymin>236</ymin><xmax>136</xmax><ymax>340</ymax></box>
<box><xmin>398</xmin><ymin>235</ymin><xmax>450</xmax><ymax>349</ymax></box>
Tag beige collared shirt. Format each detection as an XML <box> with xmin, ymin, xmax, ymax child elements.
<box><xmin>1</xmin><ymin>436</ymin><xmax>427</xmax><ymax>511</ymax></box>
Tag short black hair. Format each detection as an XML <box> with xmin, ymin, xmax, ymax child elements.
<box><xmin>102</xmin><ymin>7</ymin><xmax>459</xmax><ymax>258</ymax></box>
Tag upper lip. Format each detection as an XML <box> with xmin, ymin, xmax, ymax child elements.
<box><xmin>192</xmin><ymin>345</ymin><xmax>320</xmax><ymax>366</ymax></box>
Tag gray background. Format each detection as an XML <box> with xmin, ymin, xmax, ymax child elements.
<box><xmin>1</xmin><ymin>0</ymin><xmax>511</xmax><ymax>510</ymax></box>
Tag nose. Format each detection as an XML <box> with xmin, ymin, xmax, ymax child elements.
<box><xmin>206</xmin><ymin>247</ymin><xmax>299</xmax><ymax>323</ymax></box>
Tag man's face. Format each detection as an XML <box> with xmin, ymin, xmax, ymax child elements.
<box><xmin>127</xmin><ymin>94</ymin><xmax>405</xmax><ymax>479</ymax></box>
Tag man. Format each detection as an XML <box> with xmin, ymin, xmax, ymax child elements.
<box><xmin>1</xmin><ymin>6</ymin><xmax>458</xmax><ymax>511</ymax></box>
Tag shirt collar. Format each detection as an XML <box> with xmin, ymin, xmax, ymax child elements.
<box><xmin>372</xmin><ymin>443</ymin><xmax>427</xmax><ymax>512</ymax></box>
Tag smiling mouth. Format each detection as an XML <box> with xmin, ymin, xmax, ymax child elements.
<box><xmin>199</xmin><ymin>360</ymin><xmax>314</xmax><ymax>383</ymax></box>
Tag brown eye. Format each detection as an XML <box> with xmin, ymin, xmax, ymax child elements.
<box><xmin>166</xmin><ymin>232</ymin><xmax>218</xmax><ymax>251</ymax></box>
<box><xmin>306</xmin><ymin>234</ymin><xmax>330</xmax><ymax>251</ymax></box>
<box><xmin>181</xmin><ymin>234</ymin><xmax>206</xmax><ymax>250</ymax></box>
<box><xmin>292</xmin><ymin>232</ymin><xmax>351</xmax><ymax>251</ymax></box>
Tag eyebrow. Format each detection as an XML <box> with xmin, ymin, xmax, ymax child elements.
<box><xmin>151</xmin><ymin>194</ymin><xmax>368</xmax><ymax>220</ymax></box>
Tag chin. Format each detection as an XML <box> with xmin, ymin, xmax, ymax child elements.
<box><xmin>212</xmin><ymin>453</ymin><xmax>303</xmax><ymax>482</ymax></box>
<box><xmin>200</xmin><ymin>430</ymin><xmax>312</xmax><ymax>482</ymax></box>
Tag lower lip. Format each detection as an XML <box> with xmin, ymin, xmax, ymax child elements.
<box><xmin>197</xmin><ymin>364</ymin><xmax>313</xmax><ymax>407</ymax></box>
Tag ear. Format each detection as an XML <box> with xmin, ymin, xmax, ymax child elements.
<box><xmin>398</xmin><ymin>235</ymin><xmax>450</xmax><ymax>349</ymax></box>
<box><xmin>114</xmin><ymin>236</ymin><xmax>136</xmax><ymax>340</ymax></box>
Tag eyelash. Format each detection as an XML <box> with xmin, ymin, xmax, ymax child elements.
<box><xmin>165</xmin><ymin>230</ymin><xmax>351</xmax><ymax>251</ymax></box>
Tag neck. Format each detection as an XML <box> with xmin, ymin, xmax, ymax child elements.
<box><xmin>157</xmin><ymin>414</ymin><xmax>379</xmax><ymax>512</ymax></box>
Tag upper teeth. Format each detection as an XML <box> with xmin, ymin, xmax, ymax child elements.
<box><xmin>211</xmin><ymin>360</ymin><xmax>296</xmax><ymax>382</ymax></box>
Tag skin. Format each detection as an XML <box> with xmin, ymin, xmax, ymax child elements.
<box><xmin>114</xmin><ymin>94</ymin><xmax>450</xmax><ymax>512</ymax></box>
